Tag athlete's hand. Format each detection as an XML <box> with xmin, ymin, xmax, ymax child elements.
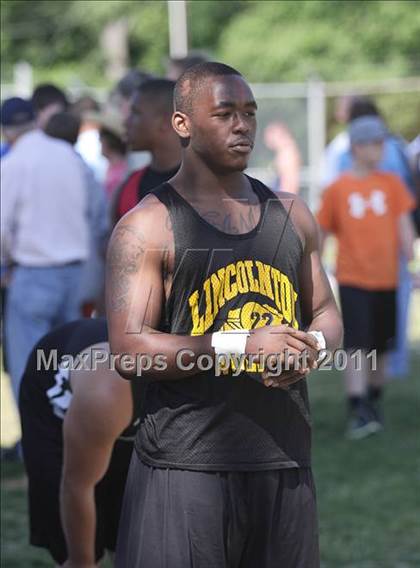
<box><xmin>262</xmin><ymin>368</ymin><xmax>310</xmax><ymax>389</ymax></box>
<box><xmin>247</xmin><ymin>325</ymin><xmax>319</xmax><ymax>372</ymax></box>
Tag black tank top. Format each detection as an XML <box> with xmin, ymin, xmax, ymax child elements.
<box><xmin>135</xmin><ymin>176</ymin><xmax>312</xmax><ymax>471</ymax></box>
<box><xmin>19</xmin><ymin>318</ymin><xmax>142</xmax><ymax>442</ymax></box>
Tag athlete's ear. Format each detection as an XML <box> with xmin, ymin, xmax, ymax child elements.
<box><xmin>172</xmin><ymin>111</ymin><xmax>191</xmax><ymax>141</ymax></box>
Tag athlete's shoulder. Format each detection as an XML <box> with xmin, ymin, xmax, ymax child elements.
<box><xmin>121</xmin><ymin>190</ymin><xmax>169</xmax><ymax>222</ymax></box>
<box><xmin>111</xmin><ymin>190</ymin><xmax>172</xmax><ymax>248</ymax></box>
<box><xmin>274</xmin><ymin>191</ymin><xmax>311</xmax><ymax>216</ymax></box>
<box><xmin>247</xmin><ymin>176</ymin><xmax>303</xmax><ymax>207</ymax></box>
<box><xmin>276</xmin><ymin>192</ymin><xmax>318</xmax><ymax>249</ymax></box>
<box><xmin>246</xmin><ymin>174</ymin><xmax>277</xmax><ymax>198</ymax></box>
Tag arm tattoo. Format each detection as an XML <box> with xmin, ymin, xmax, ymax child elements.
<box><xmin>107</xmin><ymin>225</ymin><xmax>146</xmax><ymax>312</ymax></box>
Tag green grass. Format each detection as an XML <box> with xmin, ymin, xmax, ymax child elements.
<box><xmin>1</xmin><ymin>464</ymin><xmax>50</xmax><ymax>567</ymax></box>
<box><xmin>310</xmin><ymin>354</ymin><xmax>420</xmax><ymax>568</ymax></box>
<box><xmin>1</xmin><ymin>463</ymin><xmax>113</xmax><ymax>567</ymax></box>
<box><xmin>1</xmin><ymin>355</ymin><xmax>419</xmax><ymax>567</ymax></box>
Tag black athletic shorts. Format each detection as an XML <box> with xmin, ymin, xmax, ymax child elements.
<box><xmin>339</xmin><ymin>285</ymin><xmax>396</xmax><ymax>353</ymax></box>
<box><xmin>115</xmin><ymin>454</ymin><xmax>319</xmax><ymax>568</ymax></box>
<box><xmin>23</xmin><ymin>437</ymin><xmax>133</xmax><ymax>565</ymax></box>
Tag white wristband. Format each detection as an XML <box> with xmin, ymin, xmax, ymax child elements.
<box><xmin>211</xmin><ymin>329</ymin><xmax>250</xmax><ymax>356</ymax></box>
<box><xmin>308</xmin><ymin>330</ymin><xmax>326</xmax><ymax>350</ymax></box>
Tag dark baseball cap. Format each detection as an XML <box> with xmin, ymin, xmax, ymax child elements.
<box><xmin>349</xmin><ymin>116</ymin><xmax>387</xmax><ymax>145</ymax></box>
<box><xmin>1</xmin><ymin>97</ymin><xmax>35</xmax><ymax>127</ymax></box>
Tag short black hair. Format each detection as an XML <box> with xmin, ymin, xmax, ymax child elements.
<box><xmin>44</xmin><ymin>111</ymin><xmax>80</xmax><ymax>145</ymax></box>
<box><xmin>349</xmin><ymin>96</ymin><xmax>380</xmax><ymax>122</ymax></box>
<box><xmin>117</xmin><ymin>69</ymin><xmax>154</xmax><ymax>99</ymax></box>
<box><xmin>174</xmin><ymin>62</ymin><xmax>242</xmax><ymax>114</ymax></box>
<box><xmin>32</xmin><ymin>84</ymin><xmax>68</xmax><ymax>113</ymax></box>
<box><xmin>71</xmin><ymin>95</ymin><xmax>100</xmax><ymax>118</ymax></box>
<box><xmin>137</xmin><ymin>78</ymin><xmax>176</xmax><ymax>116</ymax></box>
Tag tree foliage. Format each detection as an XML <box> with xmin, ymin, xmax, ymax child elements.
<box><xmin>1</xmin><ymin>0</ymin><xmax>168</xmax><ymax>81</ymax></box>
<box><xmin>218</xmin><ymin>0</ymin><xmax>420</xmax><ymax>82</ymax></box>
<box><xmin>1</xmin><ymin>0</ymin><xmax>419</xmax><ymax>86</ymax></box>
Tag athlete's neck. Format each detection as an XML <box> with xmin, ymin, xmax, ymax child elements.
<box><xmin>173</xmin><ymin>155</ymin><xmax>251</xmax><ymax>200</ymax></box>
<box><xmin>150</xmin><ymin>141</ymin><xmax>181</xmax><ymax>173</ymax></box>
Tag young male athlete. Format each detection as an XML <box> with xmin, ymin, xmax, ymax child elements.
<box><xmin>19</xmin><ymin>318</ymin><xmax>141</xmax><ymax>567</ymax></box>
<box><xmin>112</xmin><ymin>78</ymin><xmax>181</xmax><ymax>223</ymax></box>
<box><xmin>107</xmin><ymin>62</ymin><xmax>343</xmax><ymax>568</ymax></box>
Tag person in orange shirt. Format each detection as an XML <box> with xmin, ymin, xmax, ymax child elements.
<box><xmin>317</xmin><ymin>116</ymin><xmax>417</xmax><ymax>439</ymax></box>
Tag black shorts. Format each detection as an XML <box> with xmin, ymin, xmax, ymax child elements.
<box><xmin>23</xmin><ymin>437</ymin><xmax>133</xmax><ymax>565</ymax></box>
<box><xmin>115</xmin><ymin>454</ymin><xmax>319</xmax><ymax>568</ymax></box>
<box><xmin>339</xmin><ymin>285</ymin><xmax>396</xmax><ymax>353</ymax></box>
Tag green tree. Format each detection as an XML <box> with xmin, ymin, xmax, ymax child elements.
<box><xmin>216</xmin><ymin>0</ymin><xmax>420</xmax><ymax>81</ymax></box>
<box><xmin>1</xmin><ymin>0</ymin><xmax>168</xmax><ymax>84</ymax></box>
<box><xmin>2</xmin><ymin>0</ymin><xmax>419</xmax><ymax>97</ymax></box>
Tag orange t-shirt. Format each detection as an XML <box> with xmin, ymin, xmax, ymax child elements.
<box><xmin>317</xmin><ymin>171</ymin><xmax>415</xmax><ymax>290</ymax></box>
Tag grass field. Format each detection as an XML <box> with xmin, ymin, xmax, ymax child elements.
<box><xmin>311</xmin><ymin>355</ymin><xmax>420</xmax><ymax>568</ymax></box>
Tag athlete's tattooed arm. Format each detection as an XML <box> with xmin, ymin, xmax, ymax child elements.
<box><xmin>106</xmin><ymin>195</ymin><xmax>213</xmax><ymax>380</ymax></box>
<box><xmin>106</xmin><ymin>224</ymin><xmax>147</xmax><ymax>312</ymax></box>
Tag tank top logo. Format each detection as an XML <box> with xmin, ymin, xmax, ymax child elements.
<box><xmin>46</xmin><ymin>364</ymin><xmax>72</xmax><ymax>419</ymax></box>
<box><xmin>188</xmin><ymin>259</ymin><xmax>299</xmax><ymax>336</ymax></box>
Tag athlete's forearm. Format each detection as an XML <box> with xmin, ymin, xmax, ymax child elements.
<box><xmin>110</xmin><ymin>327</ymin><xmax>213</xmax><ymax>380</ymax></box>
<box><xmin>308</xmin><ymin>305</ymin><xmax>343</xmax><ymax>352</ymax></box>
<box><xmin>111</xmin><ymin>323</ymin><xmax>320</xmax><ymax>381</ymax></box>
<box><xmin>60</xmin><ymin>479</ymin><xmax>96</xmax><ymax>564</ymax></box>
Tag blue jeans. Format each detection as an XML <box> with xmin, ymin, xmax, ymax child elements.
<box><xmin>5</xmin><ymin>264</ymin><xmax>83</xmax><ymax>403</ymax></box>
<box><xmin>387</xmin><ymin>257</ymin><xmax>412</xmax><ymax>378</ymax></box>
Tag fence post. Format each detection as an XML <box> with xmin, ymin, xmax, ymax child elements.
<box><xmin>13</xmin><ymin>62</ymin><xmax>33</xmax><ymax>98</ymax></box>
<box><xmin>100</xmin><ymin>18</ymin><xmax>129</xmax><ymax>82</ymax></box>
<box><xmin>307</xmin><ymin>78</ymin><xmax>326</xmax><ymax>211</ymax></box>
<box><xmin>168</xmin><ymin>1</ymin><xmax>188</xmax><ymax>58</ymax></box>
